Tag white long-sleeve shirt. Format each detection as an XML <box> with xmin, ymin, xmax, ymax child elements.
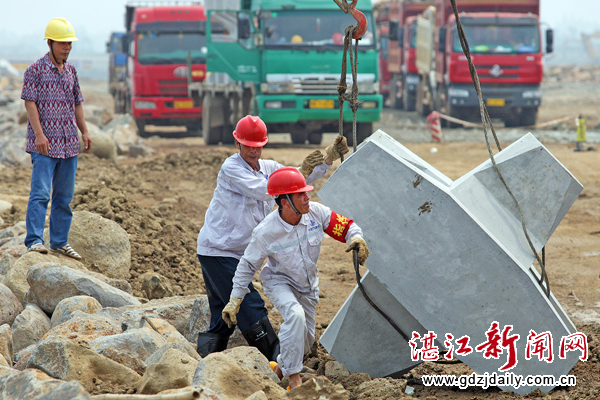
<box><xmin>231</xmin><ymin>202</ymin><xmax>363</xmax><ymax>298</ymax></box>
<box><xmin>197</xmin><ymin>153</ymin><xmax>330</xmax><ymax>259</ymax></box>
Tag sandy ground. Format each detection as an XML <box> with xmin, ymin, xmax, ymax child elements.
<box><xmin>1</xmin><ymin>78</ymin><xmax>599</xmax><ymax>399</ymax></box>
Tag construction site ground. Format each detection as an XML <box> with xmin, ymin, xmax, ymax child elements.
<box><xmin>1</xmin><ymin>77</ymin><xmax>599</xmax><ymax>399</ymax></box>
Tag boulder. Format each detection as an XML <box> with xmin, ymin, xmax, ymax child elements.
<box><xmin>282</xmin><ymin>376</ymin><xmax>349</xmax><ymax>400</ymax></box>
<box><xmin>50</xmin><ymin>295</ymin><xmax>102</xmax><ymax>328</ymax></box>
<box><xmin>79</xmin><ymin>123</ymin><xmax>117</xmax><ymax>162</ymax></box>
<box><xmin>11</xmin><ymin>304</ymin><xmax>51</xmax><ymax>353</ymax></box>
<box><xmin>0</xmin><ymin>253</ymin><xmax>16</xmax><ymax>276</ymax></box>
<box><xmin>0</xmin><ymin>283</ymin><xmax>23</xmax><ymax>325</ymax></box>
<box><xmin>43</xmin><ymin>312</ymin><xmax>122</xmax><ymax>344</ymax></box>
<box><xmin>144</xmin><ymin>342</ymin><xmax>200</xmax><ymax>370</ymax></box>
<box><xmin>186</xmin><ymin>295</ymin><xmax>248</xmax><ymax>349</ymax></box>
<box><xmin>13</xmin><ymin>344</ymin><xmax>35</xmax><ymax>371</ymax></box>
<box><xmin>3</xmin><ymin>251</ymin><xmax>87</xmax><ymax>304</ymax></box>
<box><xmin>0</xmin><ymin>200</ymin><xmax>12</xmax><ymax>214</ymax></box>
<box><xmin>27</xmin><ymin>338</ymin><xmax>141</xmax><ymax>392</ymax></box>
<box><xmin>98</xmin><ymin>295</ymin><xmax>199</xmax><ymax>338</ymax></box>
<box><xmin>192</xmin><ymin>352</ymin><xmax>287</xmax><ymax>400</ymax></box>
<box><xmin>0</xmin><ymin>245</ymin><xmax>27</xmax><ymax>260</ymax></box>
<box><xmin>26</xmin><ymin>263</ymin><xmax>140</xmax><ymax>314</ymax></box>
<box><xmin>324</xmin><ymin>361</ymin><xmax>351</xmax><ymax>378</ymax></box>
<box><xmin>153</xmin><ymin>348</ymin><xmax>198</xmax><ymax>384</ymax></box>
<box><xmin>223</xmin><ymin>346</ymin><xmax>280</xmax><ymax>383</ymax></box>
<box><xmin>91</xmin><ymin>327</ymin><xmax>166</xmax><ymax>375</ymax></box>
<box><xmin>0</xmin><ymin>365</ymin><xmax>15</xmax><ymax>379</ymax></box>
<box><xmin>0</xmin><ymin>324</ymin><xmax>12</xmax><ymax>366</ymax></box>
<box><xmin>44</xmin><ymin>211</ymin><xmax>131</xmax><ymax>279</ymax></box>
<box><xmin>137</xmin><ymin>362</ymin><xmax>189</xmax><ymax>395</ymax></box>
<box><xmin>0</xmin><ymin>221</ymin><xmax>26</xmax><ymax>240</ymax></box>
<box><xmin>142</xmin><ymin>272</ymin><xmax>174</xmax><ymax>300</ymax></box>
<box><xmin>0</xmin><ymin>368</ymin><xmax>91</xmax><ymax>400</ymax></box>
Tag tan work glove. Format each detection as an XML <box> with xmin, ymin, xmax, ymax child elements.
<box><xmin>299</xmin><ymin>150</ymin><xmax>324</xmax><ymax>178</ymax></box>
<box><xmin>345</xmin><ymin>236</ymin><xmax>369</xmax><ymax>265</ymax></box>
<box><xmin>222</xmin><ymin>297</ymin><xmax>243</xmax><ymax>327</ymax></box>
<box><xmin>325</xmin><ymin>135</ymin><xmax>350</xmax><ymax>163</ymax></box>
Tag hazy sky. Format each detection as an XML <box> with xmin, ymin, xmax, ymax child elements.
<box><xmin>0</xmin><ymin>0</ymin><xmax>596</xmax><ymax>55</ymax></box>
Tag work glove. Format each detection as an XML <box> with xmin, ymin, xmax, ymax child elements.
<box><xmin>222</xmin><ymin>297</ymin><xmax>243</xmax><ymax>328</ymax></box>
<box><xmin>345</xmin><ymin>236</ymin><xmax>369</xmax><ymax>265</ymax></box>
<box><xmin>325</xmin><ymin>135</ymin><xmax>350</xmax><ymax>162</ymax></box>
<box><xmin>299</xmin><ymin>150</ymin><xmax>324</xmax><ymax>178</ymax></box>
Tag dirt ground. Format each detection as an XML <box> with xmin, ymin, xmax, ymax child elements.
<box><xmin>1</xmin><ymin>76</ymin><xmax>599</xmax><ymax>399</ymax></box>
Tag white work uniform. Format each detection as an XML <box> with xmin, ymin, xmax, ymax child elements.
<box><xmin>197</xmin><ymin>153</ymin><xmax>330</xmax><ymax>259</ymax></box>
<box><xmin>231</xmin><ymin>202</ymin><xmax>363</xmax><ymax>376</ymax></box>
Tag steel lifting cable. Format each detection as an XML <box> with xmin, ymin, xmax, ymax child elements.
<box><xmin>449</xmin><ymin>0</ymin><xmax>551</xmax><ymax>298</ymax></box>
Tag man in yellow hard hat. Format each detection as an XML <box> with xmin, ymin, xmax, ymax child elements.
<box><xmin>21</xmin><ymin>18</ymin><xmax>92</xmax><ymax>260</ymax></box>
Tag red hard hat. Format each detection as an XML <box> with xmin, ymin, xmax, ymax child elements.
<box><xmin>267</xmin><ymin>167</ymin><xmax>314</xmax><ymax>196</ymax></box>
<box><xmin>233</xmin><ymin>115</ymin><xmax>268</xmax><ymax>147</ymax></box>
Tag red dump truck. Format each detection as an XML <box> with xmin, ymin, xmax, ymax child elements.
<box><xmin>416</xmin><ymin>0</ymin><xmax>553</xmax><ymax>127</ymax></box>
<box><xmin>113</xmin><ymin>3</ymin><xmax>207</xmax><ymax>136</ymax></box>
<box><xmin>375</xmin><ymin>0</ymin><xmax>433</xmax><ymax>109</ymax></box>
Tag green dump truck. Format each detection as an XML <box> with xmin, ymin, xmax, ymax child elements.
<box><xmin>191</xmin><ymin>0</ymin><xmax>382</xmax><ymax>145</ymax></box>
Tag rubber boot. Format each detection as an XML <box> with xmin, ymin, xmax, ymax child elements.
<box><xmin>197</xmin><ymin>332</ymin><xmax>229</xmax><ymax>358</ymax></box>
<box><xmin>242</xmin><ymin>316</ymin><xmax>280</xmax><ymax>362</ymax></box>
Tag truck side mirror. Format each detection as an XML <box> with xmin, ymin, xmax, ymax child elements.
<box><xmin>389</xmin><ymin>21</ymin><xmax>399</xmax><ymax>41</ymax></box>
<box><xmin>106</xmin><ymin>41</ymin><xmax>111</xmax><ymax>53</ymax></box>
<box><xmin>121</xmin><ymin>35</ymin><xmax>129</xmax><ymax>54</ymax></box>
<box><xmin>546</xmin><ymin>29</ymin><xmax>553</xmax><ymax>54</ymax></box>
<box><xmin>238</xmin><ymin>14</ymin><xmax>251</xmax><ymax>40</ymax></box>
<box><xmin>438</xmin><ymin>28</ymin><xmax>446</xmax><ymax>52</ymax></box>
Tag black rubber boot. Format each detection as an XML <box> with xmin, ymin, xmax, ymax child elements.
<box><xmin>197</xmin><ymin>332</ymin><xmax>229</xmax><ymax>358</ymax></box>
<box><xmin>242</xmin><ymin>316</ymin><xmax>280</xmax><ymax>362</ymax></box>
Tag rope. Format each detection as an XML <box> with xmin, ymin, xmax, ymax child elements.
<box><xmin>449</xmin><ymin>0</ymin><xmax>550</xmax><ymax>298</ymax></box>
<box><xmin>337</xmin><ymin>25</ymin><xmax>363</xmax><ymax>156</ymax></box>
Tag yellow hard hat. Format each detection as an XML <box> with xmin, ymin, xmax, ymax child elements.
<box><xmin>291</xmin><ymin>35</ymin><xmax>303</xmax><ymax>43</ymax></box>
<box><xmin>44</xmin><ymin>18</ymin><xmax>78</xmax><ymax>42</ymax></box>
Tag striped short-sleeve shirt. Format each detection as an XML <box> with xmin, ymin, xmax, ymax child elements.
<box><xmin>21</xmin><ymin>53</ymin><xmax>84</xmax><ymax>158</ymax></box>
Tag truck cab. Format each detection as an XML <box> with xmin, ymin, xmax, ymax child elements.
<box><xmin>117</xmin><ymin>4</ymin><xmax>207</xmax><ymax>136</ymax></box>
<box><xmin>198</xmin><ymin>0</ymin><xmax>382</xmax><ymax>145</ymax></box>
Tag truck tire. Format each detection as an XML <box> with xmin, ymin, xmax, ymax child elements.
<box><xmin>345</xmin><ymin>122</ymin><xmax>372</xmax><ymax>146</ymax></box>
<box><xmin>135</xmin><ymin>119</ymin><xmax>148</xmax><ymax>137</ymax></box>
<box><xmin>308</xmin><ymin>132</ymin><xmax>322</xmax><ymax>145</ymax></box>
<box><xmin>202</xmin><ymin>93</ymin><xmax>225</xmax><ymax>145</ymax></box>
<box><xmin>403</xmin><ymin>84</ymin><xmax>416</xmax><ymax>112</ymax></box>
<box><xmin>519</xmin><ymin>108</ymin><xmax>538</xmax><ymax>127</ymax></box>
<box><xmin>291</xmin><ymin>131</ymin><xmax>307</xmax><ymax>145</ymax></box>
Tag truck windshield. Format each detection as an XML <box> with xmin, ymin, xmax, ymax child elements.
<box><xmin>137</xmin><ymin>32</ymin><xmax>206</xmax><ymax>65</ymax></box>
<box><xmin>452</xmin><ymin>24</ymin><xmax>540</xmax><ymax>54</ymax></box>
<box><xmin>263</xmin><ymin>10</ymin><xmax>375</xmax><ymax>49</ymax></box>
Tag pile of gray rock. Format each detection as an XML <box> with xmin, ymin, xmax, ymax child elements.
<box><xmin>0</xmin><ymin>209</ymin><xmax>353</xmax><ymax>400</ymax></box>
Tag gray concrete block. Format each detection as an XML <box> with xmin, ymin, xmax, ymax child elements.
<box><xmin>319</xmin><ymin>130</ymin><xmax>583</xmax><ymax>394</ymax></box>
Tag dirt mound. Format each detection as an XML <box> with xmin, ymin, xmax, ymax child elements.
<box><xmin>71</xmin><ymin>149</ymin><xmax>231</xmax><ymax>297</ymax></box>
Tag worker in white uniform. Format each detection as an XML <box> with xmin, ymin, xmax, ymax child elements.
<box><xmin>222</xmin><ymin>167</ymin><xmax>369</xmax><ymax>389</ymax></box>
<box><xmin>196</xmin><ymin>115</ymin><xmax>349</xmax><ymax>361</ymax></box>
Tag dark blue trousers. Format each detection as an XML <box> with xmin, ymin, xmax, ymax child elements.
<box><xmin>197</xmin><ymin>254</ymin><xmax>268</xmax><ymax>336</ymax></box>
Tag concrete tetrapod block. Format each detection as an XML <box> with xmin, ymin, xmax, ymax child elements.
<box><xmin>319</xmin><ymin>130</ymin><xmax>583</xmax><ymax>394</ymax></box>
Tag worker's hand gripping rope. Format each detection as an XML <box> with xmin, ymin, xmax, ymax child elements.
<box><xmin>300</xmin><ymin>150</ymin><xmax>325</xmax><ymax>178</ymax></box>
<box><xmin>325</xmin><ymin>135</ymin><xmax>350</xmax><ymax>162</ymax></box>
<box><xmin>345</xmin><ymin>236</ymin><xmax>369</xmax><ymax>265</ymax></box>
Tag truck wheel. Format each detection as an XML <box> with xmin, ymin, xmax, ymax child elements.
<box><xmin>519</xmin><ymin>108</ymin><xmax>538</xmax><ymax>127</ymax></box>
<box><xmin>135</xmin><ymin>119</ymin><xmax>148</xmax><ymax>137</ymax></box>
<box><xmin>202</xmin><ymin>94</ymin><xmax>225</xmax><ymax>145</ymax></box>
<box><xmin>308</xmin><ymin>132</ymin><xmax>322</xmax><ymax>145</ymax></box>
<box><xmin>345</xmin><ymin>122</ymin><xmax>372</xmax><ymax>146</ymax></box>
<box><xmin>291</xmin><ymin>131</ymin><xmax>307</xmax><ymax>144</ymax></box>
<box><xmin>504</xmin><ymin>113</ymin><xmax>520</xmax><ymax>128</ymax></box>
<box><xmin>403</xmin><ymin>85</ymin><xmax>416</xmax><ymax>111</ymax></box>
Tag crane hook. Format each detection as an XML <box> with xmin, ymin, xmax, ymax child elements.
<box><xmin>333</xmin><ymin>0</ymin><xmax>368</xmax><ymax>40</ymax></box>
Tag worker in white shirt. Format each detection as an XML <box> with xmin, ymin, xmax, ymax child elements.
<box><xmin>222</xmin><ymin>167</ymin><xmax>369</xmax><ymax>389</ymax></box>
<box><xmin>196</xmin><ymin>115</ymin><xmax>349</xmax><ymax>361</ymax></box>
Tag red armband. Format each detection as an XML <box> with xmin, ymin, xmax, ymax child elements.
<box><xmin>324</xmin><ymin>211</ymin><xmax>354</xmax><ymax>243</ymax></box>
